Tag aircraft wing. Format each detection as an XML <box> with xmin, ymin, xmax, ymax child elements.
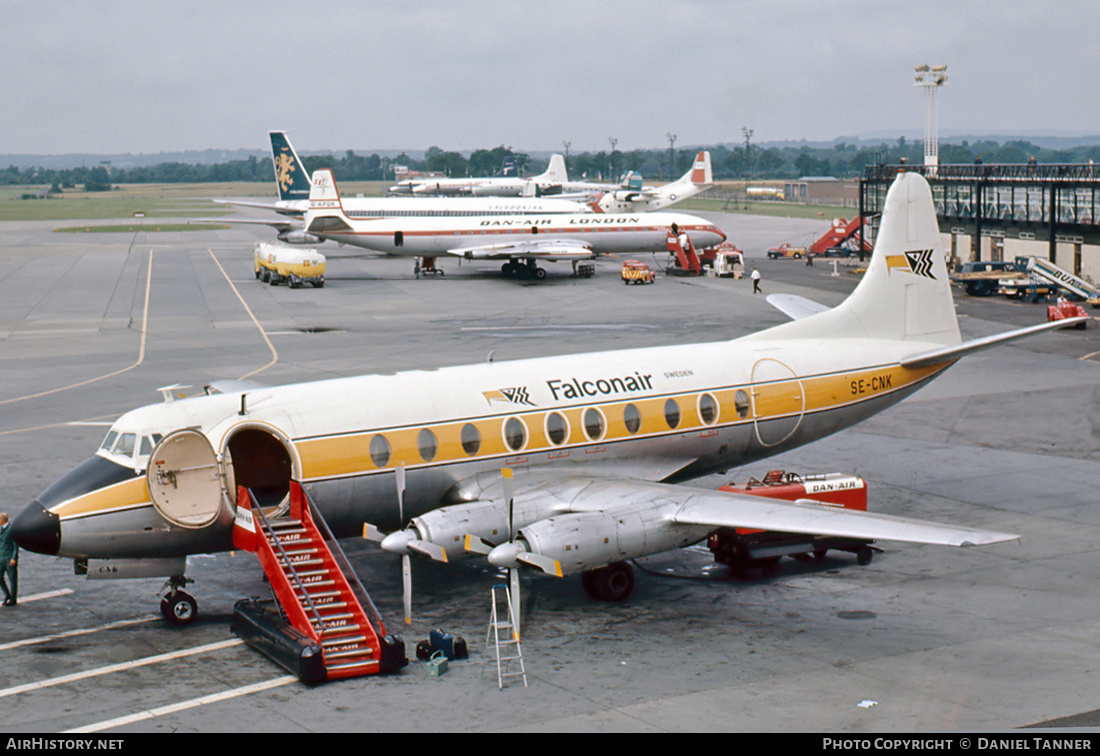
<box><xmin>509</xmin><ymin>475</ymin><xmax>1018</xmax><ymax>548</ymax></box>
<box><xmin>212</xmin><ymin>199</ymin><xmax>305</xmax><ymax>217</ymax></box>
<box><xmin>190</xmin><ymin>217</ymin><xmax>300</xmax><ymax>233</ymax></box>
<box><xmin>446</xmin><ymin>239</ymin><xmax>594</xmax><ymax>261</ymax></box>
<box><xmin>668</xmin><ymin>484</ymin><xmax>1018</xmax><ymax>547</ymax></box>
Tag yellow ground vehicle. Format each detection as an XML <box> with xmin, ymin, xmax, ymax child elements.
<box><xmin>621</xmin><ymin>259</ymin><xmax>656</xmax><ymax>284</ymax></box>
<box><xmin>254</xmin><ymin>242</ymin><xmax>326</xmax><ymax>288</ymax></box>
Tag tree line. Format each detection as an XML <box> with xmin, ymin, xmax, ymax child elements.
<box><xmin>5</xmin><ymin>138</ymin><xmax>1100</xmax><ymax>191</ymax></box>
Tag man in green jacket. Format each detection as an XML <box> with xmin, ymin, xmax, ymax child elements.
<box><xmin>0</xmin><ymin>512</ymin><xmax>17</xmax><ymax>606</ymax></box>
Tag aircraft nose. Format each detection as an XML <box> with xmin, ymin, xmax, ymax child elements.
<box><xmin>12</xmin><ymin>501</ymin><xmax>61</xmax><ymax>556</ymax></box>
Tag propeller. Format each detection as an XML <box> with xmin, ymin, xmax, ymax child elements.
<box><xmin>502</xmin><ymin>468</ymin><xmax>521</xmax><ymax>639</ymax></box>
<box><xmin>362</xmin><ymin>465</ymin><xmax>450</xmax><ymax>626</ymax></box>
<box><xmin>396</xmin><ymin>464</ymin><xmax>412</xmax><ymax>625</ymax></box>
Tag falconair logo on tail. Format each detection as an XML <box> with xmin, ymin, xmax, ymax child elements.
<box><xmin>483</xmin><ymin>387</ymin><xmax>535</xmax><ymax>406</ymax></box>
<box><xmin>885</xmin><ymin>249</ymin><xmax>936</xmax><ymax>279</ymax></box>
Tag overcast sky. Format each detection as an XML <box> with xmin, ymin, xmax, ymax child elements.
<box><xmin>5</xmin><ymin>0</ymin><xmax>1099</xmax><ymax>157</ymax></box>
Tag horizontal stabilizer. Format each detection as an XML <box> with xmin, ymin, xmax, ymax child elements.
<box><xmin>204</xmin><ymin>379</ymin><xmax>269</xmax><ymax>395</ymax></box>
<box><xmin>901</xmin><ymin>317</ymin><xmax>1090</xmax><ymax>368</ymax></box>
<box><xmin>766</xmin><ymin>293</ymin><xmax>831</xmax><ymax>321</ymax></box>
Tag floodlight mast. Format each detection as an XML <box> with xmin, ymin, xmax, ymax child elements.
<box><xmin>915</xmin><ymin>64</ymin><xmax>948</xmax><ymax>172</ymax></box>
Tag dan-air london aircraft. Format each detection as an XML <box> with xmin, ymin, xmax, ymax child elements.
<box><xmin>14</xmin><ymin>172</ymin><xmax>1084</xmax><ymax>625</ymax></box>
<box><xmin>303</xmin><ymin>168</ymin><xmax>726</xmax><ymax>278</ymax></box>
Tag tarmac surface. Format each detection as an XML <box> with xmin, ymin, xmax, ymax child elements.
<box><xmin>1</xmin><ymin>207</ymin><xmax>1099</xmax><ymax>734</ymax></box>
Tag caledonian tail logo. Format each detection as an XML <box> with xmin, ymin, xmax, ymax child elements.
<box><xmin>885</xmin><ymin>249</ymin><xmax>936</xmax><ymax>279</ymax></box>
<box><xmin>276</xmin><ymin>148</ymin><xmax>297</xmax><ymax>193</ymax></box>
<box><xmin>483</xmin><ymin>387</ymin><xmax>535</xmax><ymax>406</ymax></box>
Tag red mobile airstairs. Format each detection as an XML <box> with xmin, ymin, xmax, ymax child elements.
<box><xmin>231</xmin><ymin>481</ymin><xmax>407</xmax><ymax>683</ymax></box>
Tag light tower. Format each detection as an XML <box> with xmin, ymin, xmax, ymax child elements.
<box><xmin>914</xmin><ymin>64</ymin><xmax>948</xmax><ymax>171</ymax></box>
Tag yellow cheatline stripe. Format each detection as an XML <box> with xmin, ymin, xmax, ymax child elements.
<box><xmin>207</xmin><ymin>248</ymin><xmax>278</xmax><ymax>380</ymax></box>
<box><xmin>294</xmin><ymin>362</ymin><xmax>949</xmax><ymax>482</ymax></box>
<box><xmin>0</xmin><ymin>250</ymin><xmax>153</xmax><ymax>408</ymax></box>
<box><xmin>39</xmin><ymin>361</ymin><xmax>953</xmax><ymax>523</ymax></box>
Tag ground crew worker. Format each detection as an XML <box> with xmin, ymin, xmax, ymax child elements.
<box><xmin>0</xmin><ymin>513</ymin><xmax>18</xmax><ymax>606</ymax></box>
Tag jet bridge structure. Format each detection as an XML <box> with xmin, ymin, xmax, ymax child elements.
<box><xmin>861</xmin><ymin>163</ymin><xmax>1100</xmax><ymax>277</ymax></box>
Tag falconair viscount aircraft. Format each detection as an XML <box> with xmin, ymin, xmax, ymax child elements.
<box><xmin>14</xmin><ymin>171</ymin><xmax>1085</xmax><ymax>626</ymax></box>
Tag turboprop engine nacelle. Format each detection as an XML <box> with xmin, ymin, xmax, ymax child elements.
<box><xmin>379</xmin><ymin>496</ymin><xmax>565</xmax><ymax>562</ymax></box>
<box><xmin>279</xmin><ymin>230</ymin><xmax>324</xmax><ymax>245</ymax></box>
<box><xmin>489</xmin><ymin>503</ymin><xmax>707</xmax><ymax>577</ymax></box>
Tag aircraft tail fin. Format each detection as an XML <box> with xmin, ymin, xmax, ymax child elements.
<box><xmin>690</xmin><ymin>151</ymin><xmax>712</xmax><ymax>186</ymax></box>
<box><xmin>304</xmin><ymin>168</ymin><xmax>353</xmax><ymax>235</ymax></box>
<box><xmin>538</xmin><ymin>154</ymin><xmax>569</xmax><ymax>184</ymax></box>
<box><xmin>269</xmin><ymin>131</ymin><xmax>311</xmax><ymax>203</ymax></box>
<box><xmin>764</xmin><ymin>171</ymin><xmax>961</xmax><ymax>348</ymax></box>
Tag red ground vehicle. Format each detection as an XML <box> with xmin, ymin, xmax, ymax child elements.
<box><xmin>1048</xmin><ymin>300</ymin><xmax>1089</xmax><ymax>328</ymax></box>
<box><xmin>621</xmin><ymin>259</ymin><xmax>656</xmax><ymax>284</ymax></box>
<box><xmin>709</xmin><ymin>470</ymin><xmax>876</xmax><ymax>571</ymax></box>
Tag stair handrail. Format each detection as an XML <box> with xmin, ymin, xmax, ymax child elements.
<box><xmin>298</xmin><ymin>487</ymin><xmax>389</xmax><ymax>638</ymax></box>
<box><xmin>247</xmin><ymin>488</ymin><xmax>327</xmax><ymax>635</ymax></box>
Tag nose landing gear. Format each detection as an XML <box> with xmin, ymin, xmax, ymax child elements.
<box><xmin>160</xmin><ymin>575</ymin><xmax>198</xmax><ymax>625</ymax></box>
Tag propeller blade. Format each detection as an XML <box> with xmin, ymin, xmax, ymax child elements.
<box><xmin>397</xmin><ymin>464</ymin><xmax>412</xmax><ymax>624</ymax></box>
<box><xmin>395</xmin><ymin>464</ymin><xmax>406</xmax><ymax>523</ymax></box>
<box><xmin>464</xmin><ymin>533</ymin><xmax>496</xmax><ymax>555</ymax></box>
<box><xmin>402</xmin><ymin>553</ymin><xmax>412</xmax><ymax>625</ymax></box>
<box><xmin>516</xmin><ymin>551</ymin><xmax>563</xmax><ymax>577</ymax></box>
<box><xmin>502</xmin><ymin>467</ymin><xmax>514</xmax><ymax>538</ymax></box>
<box><xmin>510</xmin><ymin>565</ymin><xmax>521</xmax><ymax>640</ymax></box>
<box><xmin>362</xmin><ymin>523</ymin><xmax>387</xmax><ymax>542</ymax></box>
<box><xmin>408</xmin><ymin>539</ymin><xmax>448</xmax><ymax>563</ymax></box>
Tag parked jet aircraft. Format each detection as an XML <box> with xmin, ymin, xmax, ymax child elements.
<box><xmin>388</xmin><ymin>154</ymin><xmax>568</xmax><ymax>196</ymax></box>
<box><xmin>14</xmin><ymin>171</ymin><xmax>1084</xmax><ymax>624</ymax></box>
<box><xmin>303</xmin><ymin>169</ymin><xmax>726</xmax><ymax>278</ymax></box>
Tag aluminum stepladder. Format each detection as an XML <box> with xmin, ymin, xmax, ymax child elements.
<box><xmin>486</xmin><ymin>583</ymin><xmax>527</xmax><ymax>689</ymax></box>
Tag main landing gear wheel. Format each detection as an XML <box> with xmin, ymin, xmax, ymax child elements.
<box><xmin>161</xmin><ymin>590</ymin><xmax>198</xmax><ymax>625</ymax></box>
<box><xmin>581</xmin><ymin>562</ymin><xmax>635</xmax><ymax>602</ymax></box>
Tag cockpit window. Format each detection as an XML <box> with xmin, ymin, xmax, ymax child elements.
<box><xmin>98</xmin><ymin>429</ymin><xmax>163</xmax><ymax>470</ymax></box>
<box><xmin>115</xmin><ymin>433</ymin><xmax>136</xmax><ymax>456</ymax></box>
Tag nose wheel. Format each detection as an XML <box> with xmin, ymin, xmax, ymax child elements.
<box><xmin>160</xmin><ymin>576</ymin><xmax>198</xmax><ymax>625</ymax></box>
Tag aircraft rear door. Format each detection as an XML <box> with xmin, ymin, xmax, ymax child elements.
<box><xmin>750</xmin><ymin>357</ymin><xmax>805</xmax><ymax>448</ymax></box>
<box><xmin>147</xmin><ymin>429</ymin><xmax>226</xmax><ymax>529</ymax></box>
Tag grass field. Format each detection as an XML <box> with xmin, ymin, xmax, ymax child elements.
<box><xmin>0</xmin><ymin>181</ymin><xmax>852</xmax><ymax>224</ymax></box>
<box><xmin>0</xmin><ymin>181</ymin><xmax>391</xmax><ymax>222</ymax></box>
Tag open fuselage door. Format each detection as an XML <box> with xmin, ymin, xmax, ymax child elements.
<box><xmin>147</xmin><ymin>430</ymin><xmax>229</xmax><ymax>529</ymax></box>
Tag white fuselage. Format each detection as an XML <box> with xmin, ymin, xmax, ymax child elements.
<box><xmin>29</xmin><ymin>327</ymin><xmax>950</xmax><ymax>561</ymax></box>
<box><xmin>305</xmin><ymin>210</ymin><xmax>726</xmax><ymax>258</ymax></box>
